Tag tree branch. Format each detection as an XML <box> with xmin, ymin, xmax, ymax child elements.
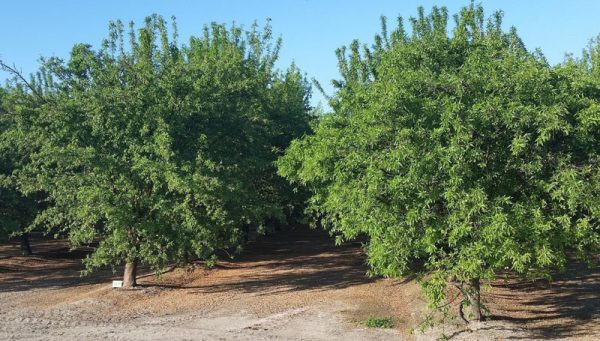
<box><xmin>0</xmin><ymin>60</ymin><xmax>47</xmax><ymax>103</ymax></box>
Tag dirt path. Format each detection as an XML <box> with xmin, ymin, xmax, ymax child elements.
<box><xmin>0</xmin><ymin>231</ymin><xmax>421</xmax><ymax>340</ymax></box>
<box><xmin>0</xmin><ymin>230</ymin><xmax>598</xmax><ymax>340</ymax></box>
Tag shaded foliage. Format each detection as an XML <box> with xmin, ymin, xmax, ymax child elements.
<box><xmin>0</xmin><ymin>83</ymin><xmax>44</xmax><ymax>254</ymax></box>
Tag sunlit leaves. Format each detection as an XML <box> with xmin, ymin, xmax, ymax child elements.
<box><xmin>279</xmin><ymin>3</ymin><xmax>600</xmax><ymax>319</ymax></box>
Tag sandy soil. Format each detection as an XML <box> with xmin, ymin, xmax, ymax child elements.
<box><xmin>0</xmin><ymin>229</ymin><xmax>598</xmax><ymax>340</ymax></box>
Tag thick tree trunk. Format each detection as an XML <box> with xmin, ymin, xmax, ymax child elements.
<box><xmin>467</xmin><ymin>277</ymin><xmax>482</xmax><ymax>322</ymax></box>
<box><xmin>20</xmin><ymin>233</ymin><xmax>32</xmax><ymax>256</ymax></box>
<box><xmin>122</xmin><ymin>259</ymin><xmax>138</xmax><ymax>288</ymax></box>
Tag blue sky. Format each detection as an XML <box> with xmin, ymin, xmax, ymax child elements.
<box><xmin>2</xmin><ymin>1</ymin><xmax>600</xmax><ymax>108</ymax></box>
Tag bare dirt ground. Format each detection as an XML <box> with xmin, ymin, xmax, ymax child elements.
<box><xmin>0</xmin><ymin>229</ymin><xmax>598</xmax><ymax>340</ymax></box>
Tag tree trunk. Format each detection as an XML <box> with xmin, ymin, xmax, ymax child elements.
<box><xmin>467</xmin><ymin>277</ymin><xmax>482</xmax><ymax>322</ymax></box>
<box><xmin>122</xmin><ymin>259</ymin><xmax>138</xmax><ymax>288</ymax></box>
<box><xmin>20</xmin><ymin>233</ymin><xmax>32</xmax><ymax>256</ymax></box>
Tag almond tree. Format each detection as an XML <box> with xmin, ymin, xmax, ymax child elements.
<box><xmin>278</xmin><ymin>4</ymin><xmax>600</xmax><ymax>324</ymax></box>
<box><xmin>4</xmin><ymin>15</ymin><xmax>311</xmax><ymax>287</ymax></box>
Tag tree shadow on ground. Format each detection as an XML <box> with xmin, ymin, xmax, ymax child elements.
<box><xmin>0</xmin><ymin>228</ymin><xmax>374</xmax><ymax>294</ymax></box>
<box><xmin>183</xmin><ymin>229</ymin><xmax>375</xmax><ymax>295</ymax></box>
<box><xmin>0</xmin><ymin>238</ymin><xmax>120</xmax><ymax>292</ymax></box>
<box><xmin>485</xmin><ymin>261</ymin><xmax>600</xmax><ymax>339</ymax></box>
<box><xmin>445</xmin><ymin>325</ymin><xmax>527</xmax><ymax>340</ymax></box>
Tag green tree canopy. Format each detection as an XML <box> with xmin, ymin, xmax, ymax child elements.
<box><xmin>278</xmin><ymin>4</ymin><xmax>600</xmax><ymax>323</ymax></box>
<box><xmin>3</xmin><ymin>15</ymin><xmax>312</xmax><ymax>286</ymax></box>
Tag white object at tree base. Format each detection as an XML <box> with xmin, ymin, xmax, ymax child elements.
<box><xmin>112</xmin><ymin>280</ymin><xmax>123</xmax><ymax>288</ymax></box>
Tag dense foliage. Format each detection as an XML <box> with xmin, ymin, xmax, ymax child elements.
<box><xmin>1</xmin><ymin>4</ymin><xmax>599</xmax><ymax>330</ymax></box>
<box><xmin>1</xmin><ymin>15</ymin><xmax>312</xmax><ymax>285</ymax></box>
<box><xmin>0</xmin><ymin>85</ymin><xmax>43</xmax><ymax>254</ymax></box>
<box><xmin>278</xmin><ymin>4</ymin><xmax>600</xmax><ymax>322</ymax></box>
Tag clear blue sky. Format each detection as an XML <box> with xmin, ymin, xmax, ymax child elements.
<box><xmin>2</xmin><ymin>1</ymin><xmax>600</xmax><ymax>108</ymax></box>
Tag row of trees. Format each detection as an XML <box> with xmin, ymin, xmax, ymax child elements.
<box><xmin>1</xmin><ymin>3</ymin><xmax>599</xmax><ymax>325</ymax></box>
